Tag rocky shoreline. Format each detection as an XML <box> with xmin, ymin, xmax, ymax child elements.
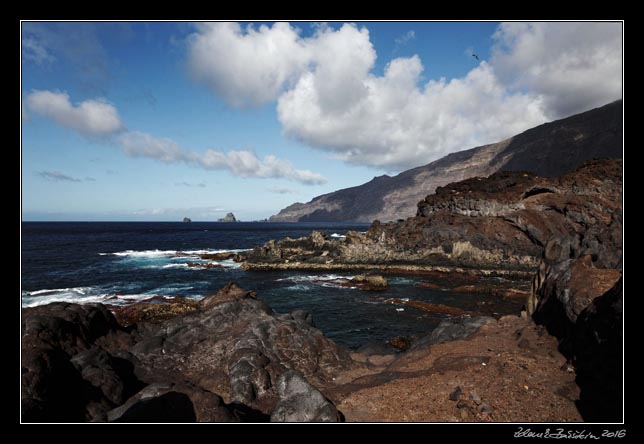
<box><xmin>22</xmin><ymin>282</ymin><xmax>584</xmax><ymax>423</ymax></box>
<box><xmin>243</xmin><ymin>159</ymin><xmax>622</xmax><ymax>277</ymax></box>
<box><xmin>21</xmin><ymin>159</ymin><xmax>622</xmax><ymax>422</ymax></box>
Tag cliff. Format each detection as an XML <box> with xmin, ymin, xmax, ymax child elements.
<box><xmin>247</xmin><ymin>158</ymin><xmax>623</xmax><ymax>275</ymax></box>
<box><xmin>270</xmin><ymin>100</ymin><xmax>622</xmax><ymax>222</ymax></box>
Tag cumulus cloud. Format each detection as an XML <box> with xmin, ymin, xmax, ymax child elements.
<box><xmin>118</xmin><ymin>131</ymin><xmax>326</xmax><ymax>185</ymax></box>
<box><xmin>189</xmin><ymin>21</ymin><xmax>622</xmax><ymax>171</ymax></box>
<box><xmin>36</xmin><ymin>171</ymin><xmax>82</xmax><ymax>182</ymax></box>
<box><xmin>186</xmin><ymin>22</ymin><xmax>374</xmax><ymax>110</ymax></box>
<box><xmin>187</xmin><ymin>22</ymin><xmax>311</xmax><ymax>108</ymax></box>
<box><xmin>25</xmin><ymin>90</ymin><xmax>124</xmax><ymax>137</ymax></box>
<box><xmin>491</xmin><ymin>22</ymin><xmax>623</xmax><ymax>118</ymax></box>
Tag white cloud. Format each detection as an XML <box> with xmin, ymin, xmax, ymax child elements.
<box><xmin>394</xmin><ymin>30</ymin><xmax>416</xmax><ymax>46</ymax></box>
<box><xmin>187</xmin><ymin>22</ymin><xmax>311</xmax><ymax>108</ymax></box>
<box><xmin>189</xmin><ymin>21</ymin><xmax>622</xmax><ymax>171</ymax></box>
<box><xmin>491</xmin><ymin>22</ymin><xmax>622</xmax><ymax>118</ymax></box>
<box><xmin>186</xmin><ymin>22</ymin><xmax>375</xmax><ymax>111</ymax></box>
<box><xmin>119</xmin><ymin>131</ymin><xmax>187</xmax><ymax>163</ymax></box>
<box><xmin>118</xmin><ymin>131</ymin><xmax>326</xmax><ymax>185</ymax></box>
<box><xmin>278</xmin><ymin>57</ymin><xmax>547</xmax><ymax>170</ymax></box>
<box><xmin>25</xmin><ymin>90</ymin><xmax>124</xmax><ymax>137</ymax></box>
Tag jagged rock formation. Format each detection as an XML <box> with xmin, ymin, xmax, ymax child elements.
<box><xmin>22</xmin><ymin>284</ymin><xmax>586</xmax><ymax>423</ymax></box>
<box><xmin>527</xmin><ymin>225</ymin><xmax>622</xmax><ymax>421</ymax></box>
<box><xmin>246</xmin><ymin>159</ymin><xmax>623</xmax><ymax>275</ymax></box>
<box><xmin>21</xmin><ymin>283</ymin><xmax>358</xmax><ymax>422</ymax></box>
<box><xmin>217</xmin><ymin>213</ymin><xmax>237</xmax><ymax>222</ymax></box>
<box><xmin>270</xmin><ymin>100</ymin><xmax>622</xmax><ymax>222</ymax></box>
<box><xmin>183</xmin><ymin>217</ymin><xmax>192</xmax><ymax>223</ymax></box>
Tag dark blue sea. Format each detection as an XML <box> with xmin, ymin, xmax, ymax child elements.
<box><xmin>21</xmin><ymin>222</ymin><xmax>521</xmax><ymax>349</ymax></box>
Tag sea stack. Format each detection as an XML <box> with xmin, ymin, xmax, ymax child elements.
<box><xmin>183</xmin><ymin>217</ymin><xmax>192</xmax><ymax>223</ymax></box>
<box><xmin>217</xmin><ymin>212</ymin><xmax>237</xmax><ymax>222</ymax></box>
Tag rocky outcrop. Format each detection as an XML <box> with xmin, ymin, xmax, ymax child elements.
<box><xmin>344</xmin><ymin>274</ymin><xmax>389</xmax><ymax>291</ymax></box>
<box><xmin>528</xmin><ymin>238</ymin><xmax>622</xmax><ymax>421</ymax></box>
<box><xmin>183</xmin><ymin>217</ymin><xmax>192</xmax><ymax>223</ymax></box>
<box><xmin>106</xmin><ymin>382</ymin><xmax>236</xmax><ymax>423</ymax></box>
<box><xmin>217</xmin><ymin>212</ymin><xmax>237</xmax><ymax>222</ymax></box>
<box><xmin>271</xmin><ymin>100</ymin><xmax>622</xmax><ymax>222</ymax></box>
<box><xmin>270</xmin><ymin>371</ymin><xmax>341</xmax><ymax>422</ymax></box>
<box><xmin>246</xmin><ymin>159</ymin><xmax>622</xmax><ymax>275</ymax></box>
<box><xmin>21</xmin><ymin>303</ymin><xmax>142</xmax><ymax>422</ymax></box>
<box><xmin>22</xmin><ymin>283</ymin><xmax>358</xmax><ymax>422</ymax></box>
<box><xmin>525</xmin><ymin>154</ymin><xmax>622</xmax><ymax>421</ymax></box>
<box><xmin>23</xmin><ymin>281</ymin><xmax>597</xmax><ymax>423</ymax></box>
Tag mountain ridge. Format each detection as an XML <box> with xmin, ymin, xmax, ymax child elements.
<box><xmin>270</xmin><ymin>100</ymin><xmax>622</xmax><ymax>223</ymax></box>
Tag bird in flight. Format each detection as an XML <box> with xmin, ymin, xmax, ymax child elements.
<box><xmin>472</xmin><ymin>53</ymin><xmax>480</xmax><ymax>61</ymax></box>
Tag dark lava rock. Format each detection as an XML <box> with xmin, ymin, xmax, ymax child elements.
<box><xmin>270</xmin><ymin>371</ymin><xmax>341</xmax><ymax>422</ymax></box>
<box><xmin>246</xmin><ymin>158</ymin><xmax>623</xmax><ymax>275</ymax></box>
<box><xmin>127</xmin><ymin>282</ymin><xmax>356</xmax><ymax>413</ymax></box>
<box><xmin>107</xmin><ymin>382</ymin><xmax>236</xmax><ymax>423</ymax></box>
<box><xmin>112</xmin><ymin>296</ymin><xmax>200</xmax><ymax>327</ymax></box>
<box><xmin>449</xmin><ymin>386</ymin><xmax>462</xmax><ymax>401</ymax></box>
<box><xmin>22</xmin><ymin>283</ymin><xmax>355</xmax><ymax>422</ymax></box>
<box><xmin>527</xmin><ymin>168</ymin><xmax>623</xmax><ymax>422</ymax></box>
<box><xmin>21</xmin><ymin>303</ymin><xmax>142</xmax><ymax>422</ymax></box>
<box><xmin>387</xmin><ymin>336</ymin><xmax>411</xmax><ymax>352</ymax></box>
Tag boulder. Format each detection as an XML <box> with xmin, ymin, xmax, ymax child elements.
<box><xmin>270</xmin><ymin>371</ymin><xmax>341</xmax><ymax>422</ymax></box>
<box><xmin>346</xmin><ymin>274</ymin><xmax>389</xmax><ymax>291</ymax></box>
<box><xmin>107</xmin><ymin>382</ymin><xmax>236</xmax><ymax>423</ymax></box>
<box><xmin>21</xmin><ymin>303</ymin><xmax>142</xmax><ymax>422</ymax></box>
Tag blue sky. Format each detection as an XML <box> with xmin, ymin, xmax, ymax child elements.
<box><xmin>21</xmin><ymin>21</ymin><xmax>622</xmax><ymax>221</ymax></box>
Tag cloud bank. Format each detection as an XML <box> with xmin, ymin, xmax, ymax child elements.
<box><xmin>119</xmin><ymin>131</ymin><xmax>326</xmax><ymax>185</ymax></box>
<box><xmin>24</xmin><ymin>90</ymin><xmax>326</xmax><ymax>185</ymax></box>
<box><xmin>187</xmin><ymin>22</ymin><xmax>622</xmax><ymax>171</ymax></box>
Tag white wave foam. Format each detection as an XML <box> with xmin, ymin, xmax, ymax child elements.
<box><xmin>276</xmin><ymin>274</ymin><xmax>356</xmax><ymax>289</ymax></box>
<box><xmin>21</xmin><ymin>286</ymin><xmax>198</xmax><ymax>308</ymax></box>
<box><xmin>330</xmin><ymin>233</ymin><xmax>346</xmax><ymax>239</ymax></box>
<box><xmin>108</xmin><ymin>249</ymin><xmax>177</xmax><ymax>258</ymax></box>
<box><xmin>101</xmin><ymin>248</ymin><xmax>248</xmax><ymax>258</ymax></box>
<box><xmin>27</xmin><ymin>286</ymin><xmax>94</xmax><ymax>296</ymax></box>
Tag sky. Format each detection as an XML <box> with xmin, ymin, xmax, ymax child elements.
<box><xmin>21</xmin><ymin>21</ymin><xmax>623</xmax><ymax>221</ymax></box>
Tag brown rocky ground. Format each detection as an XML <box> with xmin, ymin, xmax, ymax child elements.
<box><xmin>331</xmin><ymin>315</ymin><xmax>581</xmax><ymax>422</ymax></box>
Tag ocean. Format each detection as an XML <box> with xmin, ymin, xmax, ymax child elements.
<box><xmin>21</xmin><ymin>222</ymin><xmax>521</xmax><ymax>349</ymax></box>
